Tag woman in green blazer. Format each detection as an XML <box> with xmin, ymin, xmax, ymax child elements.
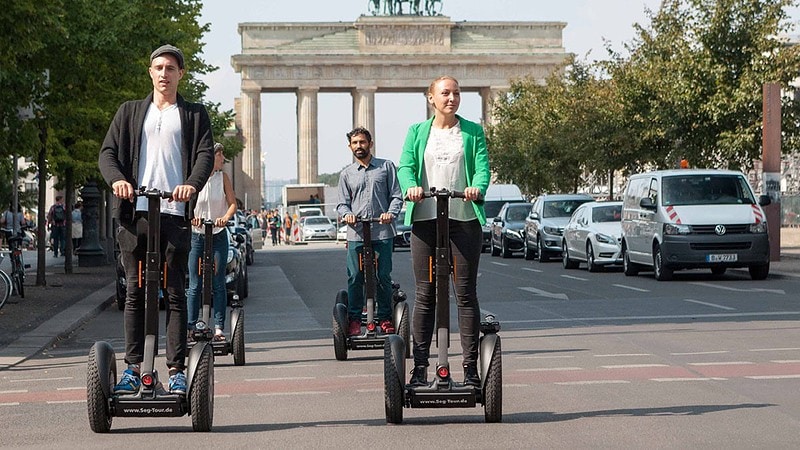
<box><xmin>397</xmin><ymin>76</ymin><xmax>491</xmax><ymax>388</ymax></box>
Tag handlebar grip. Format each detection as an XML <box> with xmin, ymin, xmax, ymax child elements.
<box><xmin>136</xmin><ymin>187</ymin><xmax>174</xmax><ymax>199</ymax></box>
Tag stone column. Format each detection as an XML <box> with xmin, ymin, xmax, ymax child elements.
<box><xmin>76</xmin><ymin>180</ymin><xmax>105</xmax><ymax>266</ymax></box>
<box><xmin>424</xmin><ymin>90</ymin><xmax>434</xmax><ymax>119</ymax></box>
<box><xmin>352</xmin><ymin>87</ymin><xmax>377</xmax><ymax>152</ymax></box>
<box><xmin>480</xmin><ymin>87</ymin><xmax>503</xmax><ymax>127</ymax></box>
<box><xmin>240</xmin><ymin>89</ymin><xmax>262</xmax><ymax>210</ymax></box>
<box><xmin>297</xmin><ymin>87</ymin><xmax>319</xmax><ymax>184</ymax></box>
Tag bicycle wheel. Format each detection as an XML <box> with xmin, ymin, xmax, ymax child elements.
<box><xmin>12</xmin><ymin>269</ymin><xmax>24</xmax><ymax>298</ymax></box>
<box><xmin>0</xmin><ymin>270</ymin><xmax>11</xmax><ymax>310</ymax></box>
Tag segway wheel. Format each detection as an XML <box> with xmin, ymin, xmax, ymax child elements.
<box><xmin>190</xmin><ymin>345</ymin><xmax>214</xmax><ymax>432</ymax></box>
<box><xmin>332</xmin><ymin>303</ymin><xmax>348</xmax><ymax>361</ymax></box>
<box><xmin>232</xmin><ymin>310</ymin><xmax>246</xmax><ymax>366</ymax></box>
<box><xmin>335</xmin><ymin>289</ymin><xmax>348</xmax><ymax>307</ymax></box>
<box><xmin>395</xmin><ymin>301</ymin><xmax>411</xmax><ymax>359</ymax></box>
<box><xmin>483</xmin><ymin>337</ymin><xmax>503</xmax><ymax>423</ymax></box>
<box><xmin>383</xmin><ymin>337</ymin><xmax>404</xmax><ymax>424</ymax></box>
<box><xmin>87</xmin><ymin>342</ymin><xmax>116</xmax><ymax>433</ymax></box>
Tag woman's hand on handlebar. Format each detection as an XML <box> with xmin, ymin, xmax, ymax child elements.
<box><xmin>214</xmin><ymin>217</ymin><xmax>228</xmax><ymax>227</ymax></box>
<box><xmin>191</xmin><ymin>217</ymin><xmax>201</xmax><ymax>227</ymax></box>
<box><xmin>406</xmin><ymin>186</ymin><xmax>424</xmax><ymax>203</ymax></box>
<box><xmin>463</xmin><ymin>187</ymin><xmax>481</xmax><ymax>202</ymax></box>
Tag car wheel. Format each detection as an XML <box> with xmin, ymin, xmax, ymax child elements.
<box><xmin>622</xmin><ymin>243</ymin><xmax>639</xmax><ymax>276</ymax></box>
<box><xmin>501</xmin><ymin>236</ymin><xmax>512</xmax><ymax>258</ymax></box>
<box><xmin>710</xmin><ymin>266</ymin><xmax>726</xmax><ymax>276</ymax></box>
<box><xmin>537</xmin><ymin>236</ymin><xmax>548</xmax><ymax>262</ymax></box>
<box><xmin>523</xmin><ymin>234</ymin><xmax>534</xmax><ymax>260</ymax></box>
<box><xmin>749</xmin><ymin>263</ymin><xmax>769</xmax><ymax>280</ymax></box>
<box><xmin>490</xmin><ymin>237</ymin><xmax>500</xmax><ymax>256</ymax></box>
<box><xmin>562</xmin><ymin>241</ymin><xmax>578</xmax><ymax>269</ymax></box>
<box><xmin>586</xmin><ymin>242</ymin><xmax>599</xmax><ymax>273</ymax></box>
<box><xmin>653</xmin><ymin>244</ymin><xmax>673</xmax><ymax>281</ymax></box>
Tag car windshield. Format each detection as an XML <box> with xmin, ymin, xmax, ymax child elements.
<box><xmin>305</xmin><ymin>217</ymin><xmax>330</xmax><ymax>225</ymax></box>
<box><xmin>506</xmin><ymin>205</ymin><xmax>530</xmax><ymax>221</ymax></box>
<box><xmin>542</xmin><ymin>200</ymin><xmax>588</xmax><ymax>218</ymax></box>
<box><xmin>592</xmin><ymin>205</ymin><xmax>622</xmax><ymax>223</ymax></box>
<box><xmin>662</xmin><ymin>175</ymin><xmax>755</xmax><ymax>206</ymax></box>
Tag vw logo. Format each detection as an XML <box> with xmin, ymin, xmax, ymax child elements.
<box><xmin>714</xmin><ymin>224</ymin><xmax>726</xmax><ymax>236</ymax></box>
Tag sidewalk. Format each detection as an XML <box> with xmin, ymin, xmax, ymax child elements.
<box><xmin>0</xmin><ymin>231</ymin><xmax>799</xmax><ymax>371</ymax></box>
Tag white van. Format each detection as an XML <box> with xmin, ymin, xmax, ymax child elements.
<box><xmin>482</xmin><ymin>184</ymin><xmax>526</xmax><ymax>252</ymax></box>
<box><xmin>621</xmin><ymin>169</ymin><xmax>771</xmax><ymax>281</ymax></box>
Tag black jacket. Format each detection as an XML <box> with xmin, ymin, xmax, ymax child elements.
<box><xmin>98</xmin><ymin>93</ymin><xmax>215</xmax><ymax>223</ymax></box>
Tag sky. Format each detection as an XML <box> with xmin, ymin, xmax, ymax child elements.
<box><xmin>196</xmin><ymin>0</ymin><xmax>794</xmax><ymax>187</ymax></box>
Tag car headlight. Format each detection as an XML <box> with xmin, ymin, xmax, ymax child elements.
<box><xmin>227</xmin><ymin>248</ymin><xmax>235</xmax><ymax>264</ymax></box>
<box><xmin>664</xmin><ymin>223</ymin><xmax>691</xmax><ymax>235</ymax></box>
<box><xmin>749</xmin><ymin>222</ymin><xmax>768</xmax><ymax>233</ymax></box>
<box><xmin>543</xmin><ymin>226</ymin><xmax>561</xmax><ymax>236</ymax></box>
<box><xmin>507</xmin><ymin>229</ymin><xmax>523</xmax><ymax>239</ymax></box>
<box><xmin>595</xmin><ymin>233</ymin><xmax>615</xmax><ymax>244</ymax></box>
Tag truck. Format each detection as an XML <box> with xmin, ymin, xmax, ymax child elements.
<box><xmin>281</xmin><ymin>183</ymin><xmax>328</xmax><ymax>218</ymax></box>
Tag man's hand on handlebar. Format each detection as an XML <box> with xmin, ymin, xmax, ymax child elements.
<box><xmin>112</xmin><ymin>180</ymin><xmax>135</xmax><ymax>201</ymax></box>
<box><xmin>343</xmin><ymin>213</ymin><xmax>356</xmax><ymax>225</ymax></box>
<box><xmin>379</xmin><ymin>212</ymin><xmax>394</xmax><ymax>224</ymax></box>
<box><xmin>171</xmin><ymin>185</ymin><xmax>196</xmax><ymax>202</ymax></box>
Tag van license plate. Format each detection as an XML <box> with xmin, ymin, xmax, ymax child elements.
<box><xmin>707</xmin><ymin>254</ymin><xmax>737</xmax><ymax>262</ymax></box>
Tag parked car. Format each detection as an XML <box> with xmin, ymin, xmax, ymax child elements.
<box><xmin>561</xmin><ymin>201</ymin><xmax>623</xmax><ymax>271</ymax></box>
<box><xmin>490</xmin><ymin>202</ymin><xmax>531</xmax><ymax>258</ymax></box>
<box><xmin>225</xmin><ymin>225</ymin><xmax>249</xmax><ymax>299</ymax></box>
<box><xmin>301</xmin><ymin>215</ymin><xmax>337</xmax><ymax>240</ymax></box>
<box><xmin>337</xmin><ymin>224</ymin><xmax>347</xmax><ymax>241</ymax></box>
<box><xmin>523</xmin><ymin>193</ymin><xmax>594</xmax><ymax>261</ymax></box>
<box><xmin>244</xmin><ymin>213</ymin><xmax>263</xmax><ymax>250</ymax></box>
<box><xmin>481</xmin><ymin>184</ymin><xmax>526</xmax><ymax>252</ymax></box>
<box><xmin>393</xmin><ymin>209</ymin><xmax>411</xmax><ymax>249</ymax></box>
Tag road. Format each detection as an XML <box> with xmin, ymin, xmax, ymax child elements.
<box><xmin>2</xmin><ymin>241</ymin><xmax>800</xmax><ymax>448</ymax></box>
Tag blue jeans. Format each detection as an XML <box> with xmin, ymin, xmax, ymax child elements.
<box><xmin>50</xmin><ymin>225</ymin><xmax>66</xmax><ymax>256</ymax></box>
<box><xmin>346</xmin><ymin>238</ymin><xmax>393</xmax><ymax>322</ymax></box>
<box><xmin>187</xmin><ymin>230</ymin><xmax>229</xmax><ymax>331</ymax></box>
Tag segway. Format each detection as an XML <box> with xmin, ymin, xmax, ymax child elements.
<box><xmin>188</xmin><ymin>220</ymin><xmax>246</xmax><ymax>366</ymax></box>
<box><xmin>86</xmin><ymin>187</ymin><xmax>214</xmax><ymax>432</ymax></box>
<box><xmin>333</xmin><ymin>216</ymin><xmax>410</xmax><ymax>361</ymax></box>
<box><xmin>383</xmin><ymin>188</ymin><xmax>502</xmax><ymax>424</ymax></box>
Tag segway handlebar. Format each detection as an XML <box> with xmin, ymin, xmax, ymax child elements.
<box><xmin>135</xmin><ymin>186</ymin><xmax>174</xmax><ymax>200</ymax></box>
<box><xmin>404</xmin><ymin>188</ymin><xmax>484</xmax><ymax>202</ymax></box>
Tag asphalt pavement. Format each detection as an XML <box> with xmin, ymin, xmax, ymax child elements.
<box><xmin>0</xmin><ymin>230</ymin><xmax>798</xmax><ymax>372</ymax></box>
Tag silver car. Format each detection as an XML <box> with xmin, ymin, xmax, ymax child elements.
<box><xmin>561</xmin><ymin>201</ymin><xmax>623</xmax><ymax>272</ymax></box>
<box><xmin>301</xmin><ymin>216</ymin><xmax>337</xmax><ymax>240</ymax></box>
<box><xmin>523</xmin><ymin>193</ymin><xmax>594</xmax><ymax>262</ymax></box>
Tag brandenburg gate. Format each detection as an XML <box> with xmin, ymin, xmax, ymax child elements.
<box><xmin>231</xmin><ymin>12</ymin><xmax>569</xmax><ymax>207</ymax></box>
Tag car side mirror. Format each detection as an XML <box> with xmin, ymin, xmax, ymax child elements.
<box><xmin>235</xmin><ymin>234</ymin><xmax>245</xmax><ymax>244</ymax></box>
<box><xmin>639</xmin><ymin>197</ymin><xmax>656</xmax><ymax>210</ymax></box>
<box><xmin>529</xmin><ymin>212</ymin><xmax>539</xmax><ymax>220</ymax></box>
<box><xmin>758</xmin><ymin>194</ymin><xmax>771</xmax><ymax>207</ymax></box>
<box><xmin>493</xmin><ymin>216</ymin><xmax>502</xmax><ymax>223</ymax></box>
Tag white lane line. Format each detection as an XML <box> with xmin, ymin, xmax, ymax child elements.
<box><xmin>750</xmin><ymin>347</ymin><xmax>800</xmax><ymax>352</ymax></box>
<box><xmin>261</xmin><ymin>364</ymin><xmax>319</xmax><ymax>369</ymax></box>
<box><xmin>215</xmin><ymin>395</ymin><xmax>231</xmax><ymax>399</ymax></box>
<box><xmin>612</xmin><ymin>284</ymin><xmax>650</xmax><ymax>292</ymax></box>
<box><xmin>556</xmin><ymin>380</ymin><xmax>629</xmax><ymax>385</ymax></box>
<box><xmin>560</xmin><ymin>275</ymin><xmax>588</xmax><ymax>281</ymax></box>
<box><xmin>746</xmin><ymin>375</ymin><xmax>800</xmax><ymax>380</ymax></box>
<box><xmin>683</xmin><ymin>299</ymin><xmax>736</xmax><ymax>311</ymax></box>
<box><xmin>356</xmin><ymin>388</ymin><xmax>383</xmax><ymax>393</ymax></box>
<box><xmin>690</xmin><ymin>282</ymin><xmax>785</xmax><ymax>295</ymax></box>
<box><xmin>47</xmin><ymin>400</ymin><xmax>86</xmax><ymax>404</ymax></box>
<box><xmin>0</xmin><ymin>403</ymin><xmax>20</xmax><ymax>406</ymax></box>
<box><xmin>522</xmin><ymin>267</ymin><xmax>542</xmax><ymax>273</ymax></box>
<box><xmin>671</xmin><ymin>351</ymin><xmax>729</xmax><ymax>356</ymax></box>
<box><xmin>518</xmin><ymin>367</ymin><xmax>583</xmax><ymax>372</ymax></box>
<box><xmin>771</xmin><ymin>360</ymin><xmax>800</xmax><ymax>364</ymax></box>
<box><xmin>601</xmin><ymin>364</ymin><xmax>668</xmax><ymax>369</ymax></box>
<box><xmin>651</xmin><ymin>377</ymin><xmax>726</xmax><ymax>382</ymax></box>
<box><xmin>56</xmin><ymin>387</ymin><xmax>84</xmax><ymax>391</ymax></box>
<box><xmin>491</xmin><ymin>262</ymin><xmax>509</xmax><ymax>267</ymax></box>
<box><xmin>505</xmin><ymin>384</ymin><xmax>530</xmax><ymax>387</ymax></box>
<box><xmin>518</xmin><ymin>287</ymin><xmax>569</xmax><ymax>300</ymax></box>
<box><xmin>502</xmin><ymin>311</ymin><xmax>800</xmax><ymax>324</ymax></box>
<box><xmin>0</xmin><ymin>390</ymin><xmax>28</xmax><ymax>394</ymax></box>
<box><xmin>245</xmin><ymin>377</ymin><xmax>316</xmax><ymax>382</ymax></box>
<box><xmin>257</xmin><ymin>391</ymin><xmax>330</xmax><ymax>397</ymax></box>
<box><xmin>337</xmin><ymin>374</ymin><xmax>382</xmax><ymax>379</ymax></box>
<box><xmin>9</xmin><ymin>377</ymin><xmax>72</xmax><ymax>383</ymax></box>
<box><xmin>688</xmin><ymin>361</ymin><xmax>754</xmax><ymax>366</ymax></box>
<box><xmin>595</xmin><ymin>354</ymin><xmax>652</xmax><ymax>358</ymax></box>
<box><xmin>517</xmin><ymin>355</ymin><xmax>575</xmax><ymax>359</ymax></box>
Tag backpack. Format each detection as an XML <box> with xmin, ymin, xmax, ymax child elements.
<box><xmin>53</xmin><ymin>204</ymin><xmax>66</xmax><ymax>223</ymax></box>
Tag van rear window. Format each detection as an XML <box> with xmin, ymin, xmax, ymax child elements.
<box><xmin>662</xmin><ymin>175</ymin><xmax>755</xmax><ymax>206</ymax></box>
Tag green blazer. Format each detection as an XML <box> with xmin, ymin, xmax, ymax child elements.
<box><xmin>397</xmin><ymin>115</ymin><xmax>491</xmax><ymax>225</ymax></box>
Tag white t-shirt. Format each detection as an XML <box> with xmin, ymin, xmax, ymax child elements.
<box><xmin>136</xmin><ymin>102</ymin><xmax>184</xmax><ymax>216</ymax></box>
<box><xmin>413</xmin><ymin>123</ymin><xmax>477</xmax><ymax>222</ymax></box>
<box><xmin>192</xmin><ymin>171</ymin><xmax>227</xmax><ymax>235</ymax></box>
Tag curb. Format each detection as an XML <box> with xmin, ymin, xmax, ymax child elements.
<box><xmin>0</xmin><ymin>282</ymin><xmax>116</xmax><ymax>371</ymax></box>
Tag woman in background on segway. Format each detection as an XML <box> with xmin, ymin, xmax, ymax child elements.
<box><xmin>187</xmin><ymin>142</ymin><xmax>237</xmax><ymax>341</ymax></box>
<box><xmin>397</xmin><ymin>75</ymin><xmax>491</xmax><ymax>388</ymax></box>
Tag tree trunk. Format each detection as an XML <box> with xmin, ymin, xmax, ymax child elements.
<box><xmin>36</xmin><ymin>122</ymin><xmax>47</xmax><ymax>286</ymax></box>
<box><xmin>64</xmin><ymin>167</ymin><xmax>74</xmax><ymax>274</ymax></box>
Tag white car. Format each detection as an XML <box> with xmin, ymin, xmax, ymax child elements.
<box><xmin>337</xmin><ymin>224</ymin><xmax>347</xmax><ymax>241</ymax></box>
<box><xmin>561</xmin><ymin>201</ymin><xmax>623</xmax><ymax>272</ymax></box>
<box><xmin>301</xmin><ymin>216</ymin><xmax>337</xmax><ymax>240</ymax></box>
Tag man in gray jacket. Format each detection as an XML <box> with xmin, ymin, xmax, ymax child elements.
<box><xmin>98</xmin><ymin>44</ymin><xmax>214</xmax><ymax>396</ymax></box>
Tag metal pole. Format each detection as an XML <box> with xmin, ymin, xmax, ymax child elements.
<box><xmin>762</xmin><ymin>83</ymin><xmax>781</xmax><ymax>262</ymax></box>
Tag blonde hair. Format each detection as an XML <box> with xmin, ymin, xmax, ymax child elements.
<box><xmin>428</xmin><ymin>76</ymin><xmax>459</xmax><ymax>95</ymax></box>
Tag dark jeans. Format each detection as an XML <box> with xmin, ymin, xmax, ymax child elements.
<box><xmin>187</xmin><ymin>230</ymin><xmax>229</xmax><ymax>330</ymax></box>
<box><xmin>50</xmin><ymin>225</ymin><xmax>66</xmax><ymax>256</ymax></box>
<box><xmin>346</xmin><ymin>238</ymin><xmax>394</xmax><ymax>321</ymax></box>
<box><xmin>410</xmin><ymin>219</ymin><xmax>482</xmax><ymax>368</ymax></box>
<box><xmin>270</xmin><ymin>227</ymin><xmax>279</xmax><ymax>245</ymax></box>
<box><xmin>118</xmin><ymin>214</ymin><xmax>191</xmax><ymax>371</ymax></box>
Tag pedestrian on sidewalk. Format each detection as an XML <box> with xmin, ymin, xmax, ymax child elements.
<box><xmin>98</xmin><ymin>44</ymin><xmax>215</xmax><ymax>396</ymax></box>
<box><xmin>71</xmin><ymin>201</ymin><xmax>83</xmax><ymax>254</ymax></box>
<box><xmin>47</xmin><ymin>196</ymin><xmax>67</xmax><ymax>257</ymax></box>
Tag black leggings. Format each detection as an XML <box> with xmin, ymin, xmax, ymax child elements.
<box><xmin>410</xmin><ymin>218</ymin><xmax>482</xmax><ymax>368</ymax></box>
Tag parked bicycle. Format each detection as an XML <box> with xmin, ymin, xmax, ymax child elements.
<box><xmin>0</xmin><ymin>234</ymin><xmax>28</xmax><ymax>309</ymax></box>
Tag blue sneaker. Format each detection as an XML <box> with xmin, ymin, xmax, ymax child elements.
<box><xmin>114</xmin><ymin>368</ymin><xmax>141</xmax><ymax>394</ymax></box>
<box><xmin>168</xmin><ymin>371</ymin><xmax>187</xmax><ymax>395</ymax></box>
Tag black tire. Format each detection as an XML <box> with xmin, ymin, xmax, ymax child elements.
<box><xmin>397</xmin><ymin>302</ymin><xmax>411</xmax><ymax>359</ymax></box>
<box><xmin>710</xmin><ymin>266</ymin><xmax>726</xmax><ymax>276</ymax></box>
<box><xmin>653</xmin><ymin>245</ymin><xmax>673</xmax><ymax>281</ymax></box>
<box><xmin>12</xmin><ymin>269</ymin><xmax>24</xmax><ymax>299</ymax></box>
<box><xmin>483</xmin><ymin>337</ymin><xmax>502</xmax><ymax>423</ymax></box>
<box><xmin>537</xmin><ymin>236</ymin><xmax>548</xmax><ymax>262</ymax></box>
<box><xmin>87</xmin><ymin>343</ymin><xmax>115</xmax><ymax>433</ymax></box>
<box><xmin>383</xmin><ymin>341</ymin><xmax>404</xmax><ymax>424</ymax></box>
<box><xmin>232</xmin><ymin>310</ymin><xmax>245</xmax><ymax>366</ymax></box>
<box><xmin>622</xmin><ymin>245</ymin><xmax>639</xmax><ymax>276</ymax></box>
<box><xmin>523</xmin><ymin>236</ymin><xmax>534</xmax><ymax>261</ymax></box>
<box><xmin>562</xmin><ymin>242</ymin><xmax>578</xmax><ymax>269</ymax></box>
<box><xmin>242</xmin><ymin>264</ymin><xmax>249</xmax><ymax>299</ymax></box>
<box><xmin>500</xmin><ymin>236</ymin><xmax>512</xmax><ymax>258</ymax></box>
<box><xmin>0</xmin><ymin>271</ymin><xmax>11</xmax><ymax>311</ymax></box>
<box><xmin>586</xmin><ymin>242</ymin><xmax>600</xmax><ymax>273</ymax></box>
<box><xmin>190</xmin><ymin>345</ymin><xmax>214</xmax><ymax>432</ymax></box>
<box><xmin>335</xmin><ymin>289</ymin><xmax>348</xmax><ymax>307</ymax></box>
<box><xmin>490</xmin><ymin>239</ymin><xmax>500</xmax><ymax>256</ymax></box>
<box><xmin>749</xmin><ymin>263</ymin><xmax>769</xmax><ymax>280</ymax></box>
<box><xmin>332</xmin><ymin>303</ymin><xmax>348</xmax><ymax>361</ymax></box>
